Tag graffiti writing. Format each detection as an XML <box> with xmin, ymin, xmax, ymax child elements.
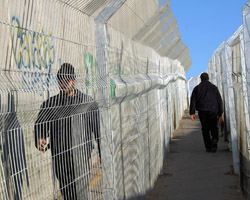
<box><xmin>84</xmin><ymin>52</ymin><xmax>116</xmax><ymax>98</ymax></box>
<box><xmin>10</xmin><ymin>16</ymin><xmax>55</xmax><ymax>95</ymax></box>
<box><xmin>84</xmin><ymin>52</ymin><xmax>95</xmax><ymax>95</ymax></box>
<box><xmin>110</xmin><ymin>78</ymin><xmax>116</xmax><ymax>98</ymax></box>
<box><xmin>9</xmin><ymin>16</ymin><xmax>115</xmax><ymax>98</ymax></box>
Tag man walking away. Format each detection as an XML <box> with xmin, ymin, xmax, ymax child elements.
<box><xmin>189</xmin><ymin>72</ymin><xmax>223</xmax><ymax>152</ymax></box>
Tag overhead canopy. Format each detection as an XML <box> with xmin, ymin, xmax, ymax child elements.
<box><xmin>60</xmin><ymin>0</ymin><xmax>191</xmax><ymax>72</ymax></box>
<box><xmin>59</xmin><ymin>0</ymin><xmax>112</xmax><ymax>16</ymax></box>
<box><xmin>132</xmin><ymin>2</ymin><xmax>191</xmax><ymax>72</ymax></box>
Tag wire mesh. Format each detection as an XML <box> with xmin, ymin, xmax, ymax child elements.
<box><xmin>201</xmin><ymin>8</ymin><xmax>250</xmax><ymax>198</ymax></box>
<box><xmin>0</xmin><ymin>0</ymin><xmax>106</xmax><ymax>199</ymax></box>
<box><xmin>130</xmin><ymin>1</ymin><xmax>191</xmax><ymax>72</ymax></box>
<box><xmin>0</xmin><ymin>0</ymin><xmax>189</xmax><ymax>199</ymax></box>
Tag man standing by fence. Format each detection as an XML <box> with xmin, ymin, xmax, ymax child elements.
<box><xmin>189</xmin><ymin>72</ymin><xmax>223</xmax><ymax>153</ymax></box>
<box><xmin>34</xmin><ymin>63</ymin><xmax>101</xmax><ymax>200</ymax></box>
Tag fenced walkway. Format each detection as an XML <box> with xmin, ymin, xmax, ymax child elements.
<box><xmin>147</xmin><ymin>110</ymin><xmax>244</xmax><ymax>200</ymax></box>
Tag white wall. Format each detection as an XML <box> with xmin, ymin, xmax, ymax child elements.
<box><xmin>0</xmin><ymin>0</ymin><xmax>190</xmax><ymax>199</ymax></box>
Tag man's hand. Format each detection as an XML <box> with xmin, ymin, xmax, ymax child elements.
<box><xmin>190</xmin><ymin>114</ymin><xmax>195</xmax><ymax>121</ymax></box>
<box><xmin>37</xmin><ymin>138</ymin><xmax>47</xmax><ymax>152</ymax></box>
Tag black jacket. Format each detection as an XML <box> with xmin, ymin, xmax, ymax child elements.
<box><xmin>189</xmin><ymin>81</ymin><xmax>223</xmax><ymax>116</ymax></box>
<box><xmin>34</xmin><ymin>89</ymin><xmax>101</xmax><ymax>163</ymax></box>
<box><xmin>2</xmin><ymin>93</ymin><xmax>29</xmax><ymax>200</ymax></box>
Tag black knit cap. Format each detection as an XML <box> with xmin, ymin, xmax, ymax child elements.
<box><xmin>57</xmin><ymin>63</ymin><xmax>76</xmax><ymax>82</ymax></box>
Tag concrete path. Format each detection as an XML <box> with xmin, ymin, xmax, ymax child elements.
<box><xmin>147</xmin><ymin>111</ymin><xmax>244</xmax><ymax>200</ymax></box>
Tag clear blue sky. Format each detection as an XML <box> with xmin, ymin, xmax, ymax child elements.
<box><xmin>159</xmin><ymin>0</ymin><xmax>247</xmax><ymax>79</ymax></box>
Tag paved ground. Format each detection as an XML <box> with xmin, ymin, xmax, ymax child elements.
<box><xmin>147</xmin><ymin>111</ymin><xmax>244</xmax><ymax>200</ymax></box>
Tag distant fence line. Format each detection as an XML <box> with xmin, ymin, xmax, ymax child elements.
<box><xmin>187</xmin><ymin>1</ymin><xmax>250</xmax><ymax>198</ymax></box>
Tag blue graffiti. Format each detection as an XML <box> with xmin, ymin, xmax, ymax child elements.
<box><xmin>10</xmin><ymin>16</ymin><xmax>55</xmax><ymax>95</ymax></box>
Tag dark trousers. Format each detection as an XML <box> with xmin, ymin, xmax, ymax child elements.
<box><xmin>54</xmin><ymin>152</ymin><xmax>91</xmax><ymax>200</ymax></box>
<box><xmin>198</xmin><ymin>111</ymin><xmax>218</xmax><ymax>150</ymax></box>
<box><xmin>55</xmin><ymin>153</ymin><xmax>78</xmax><ymax>200</ymax></box>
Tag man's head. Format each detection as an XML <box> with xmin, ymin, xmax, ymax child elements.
<box><xmin>57</xmin><ymin>63</ymin><xmax>77</xmax><ymax>95</ymax></box>
<box><xmin>200</xmin><ymin>72</ymin><xmax>209</xmax><ymax>82</ymax></box>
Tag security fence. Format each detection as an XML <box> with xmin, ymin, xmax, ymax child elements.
<box><xmin>186</xmin><ymin>75</ymin><xmax>200</xmax><ymax>107</ymax></box>
<box><xmin>0</xmin><ymin>0</ymin><xmax>191</xmax><ymax>199</ymax></box>
<box><xmin>193</xmin><ymin>1</ymin><xmax>250</xmax><ymax>198</ymax></box>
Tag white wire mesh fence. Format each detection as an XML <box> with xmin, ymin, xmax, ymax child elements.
<box><xmin>186</xmin><ymin>75</ymin><xmax>200</xmax><ymax>107</ymax></box>
<box><xmin>0</xmin><ymin>0</ymin><xmax>190</xmax><ymax>199</ymax></box>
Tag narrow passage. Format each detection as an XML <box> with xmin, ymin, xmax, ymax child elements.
<box><xmin>148</xmin><ymin>110</ymin><xmax>244</xmax><ymax>200</ymax></box>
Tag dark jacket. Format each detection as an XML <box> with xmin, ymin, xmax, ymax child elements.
<box><xmin>189</xmin><ymin>81</ymin><xmax>223</xmax><ymax>116</ymax></box>
<box><xmin>2</xmin><ymin>93</ymin><xmax>29</xmax><ymax>200</ymax></box>
<box><xmin>34</xmin><ymin>89</ymin><xmax>101</xmax><ymax>177</ymax></box>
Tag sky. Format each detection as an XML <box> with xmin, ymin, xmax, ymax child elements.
<box><xmin>159</xmin><ymin>0</ymin><xmax>247</xmax><ymax>79</ymax></box>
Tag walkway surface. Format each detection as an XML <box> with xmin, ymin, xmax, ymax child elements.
<box><xmin>147</xmin><ymin>110</ymin><xmax>244</xmax><ymax>200</ymax></box>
